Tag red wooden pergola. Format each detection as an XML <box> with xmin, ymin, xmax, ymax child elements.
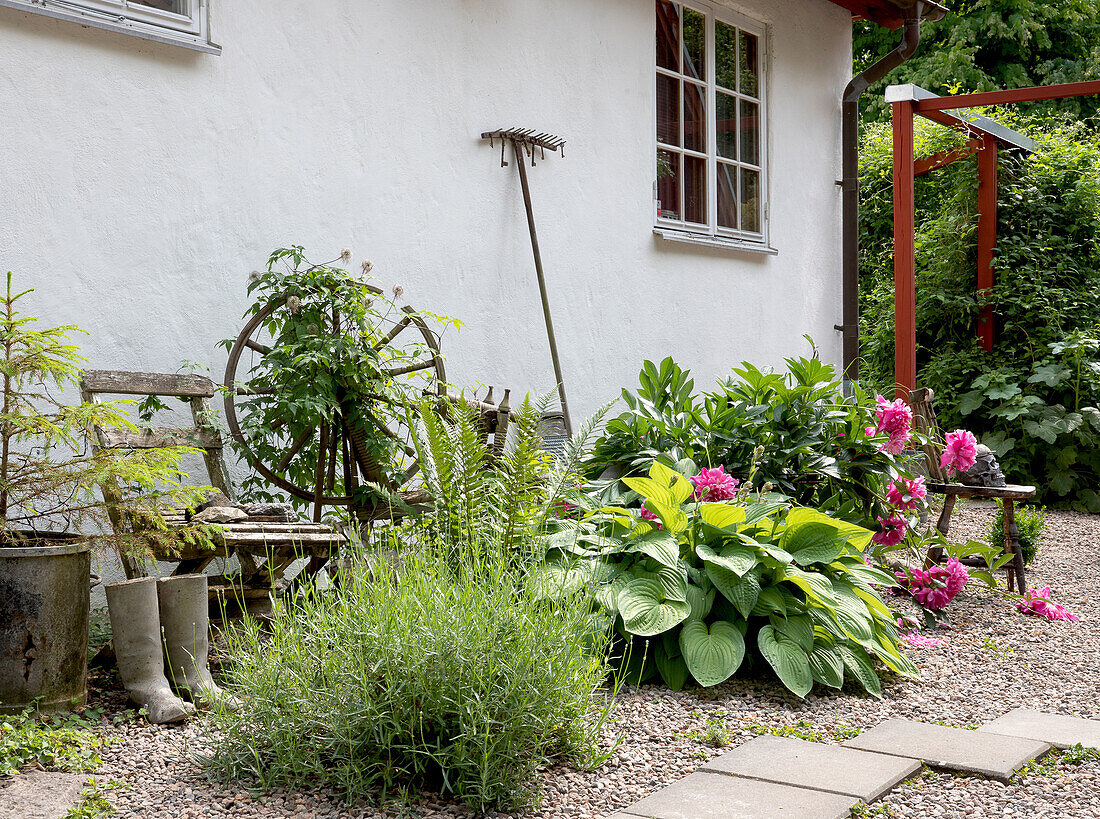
<box><xmin>889</xmin><ymin>79</ymin><xmax>1100</xmax><ymax>399</ymax></box>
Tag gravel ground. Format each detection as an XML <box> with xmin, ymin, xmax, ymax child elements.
<box><xmin>80</xmin><ymin>501</ymin><xmax>1100</xmax><ymax>818</ymax></box>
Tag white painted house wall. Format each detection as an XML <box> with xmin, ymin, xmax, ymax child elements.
<box><xmin>0</xmin><ymin>0</ymin><xmax>852</xmax><ymax>590</ymax></box>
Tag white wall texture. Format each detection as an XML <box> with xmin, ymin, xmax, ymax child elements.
<box><xmin>0</xmin><ymin>0</ymin><xmax>852</xmax><ymax>591</ymax></box>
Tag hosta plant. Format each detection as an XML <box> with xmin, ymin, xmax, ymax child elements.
<box><xmin>535</xmin><ymin>461</ymin><xmax>918</xmax><ymax>698</ymax></box>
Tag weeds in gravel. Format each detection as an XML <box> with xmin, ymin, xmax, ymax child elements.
<box><xmin>851</xmin><ymin>803</ymin><xmax>899</xmax><ymax>817</ymax></box>
<box><xmin>205</xmin><ymin>397</ymin><xmax>618</xmax><ymax>812</ymax></box>
<box><xmin>833</xmin><ymin>723</ymin><xmax>863</xmax><ymax>741</ymax></box>
<box><xmin>748</xmin><ymin>719</ymin><xmax>825</xmax><ymax>743</ymax></box>
<box><xmin>63</xmin><ymin>778</ymin><xmax>125</xmax><ymax>819</ymax></box>
<box><xmin>0</xmin><ymin>708</ymin><xmax>109</xmax><ymax>777</ymax></box>
<box><xmin>982</xmin><ymin>637</ymin><xmax>1014</xmax><ymax>657</ymax></box>
<box><xmin>1016</xmin><ymin>745</ymin><xmax>1100</xmax><ymax>779</ymax></box>
<box><xmin>703</xmin><ymin>717</ymin><xmax>732</xmax><ymax>747</ymax></box>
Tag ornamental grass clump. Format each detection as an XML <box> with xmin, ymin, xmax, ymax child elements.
<box><xmin>205</xmin><ymin>394</ymin><xmax>616</xmax><ymax>811</ymax></box>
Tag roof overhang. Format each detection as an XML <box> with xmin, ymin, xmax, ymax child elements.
<box><xmin>827</xmin><ymin>0</ymin><xmax>947</xmax><ymax>29</ymax></box>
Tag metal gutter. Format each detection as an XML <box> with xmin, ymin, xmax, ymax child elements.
<box><xmin>837</xmin><ymin>1</ymin><xmax>942</xmax><ymax>382</ymax></box>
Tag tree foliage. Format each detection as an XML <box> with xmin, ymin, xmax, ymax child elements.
<box><xmin>855</xmin><ymin>1</ymin><xmax>1100</xmax><ymax>122</ymax></box>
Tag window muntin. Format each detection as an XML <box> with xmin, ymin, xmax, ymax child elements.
<box><xmin>656</xmin><ymin>1</ymin><xmax>766</xmax><ymax>243</ymax></box>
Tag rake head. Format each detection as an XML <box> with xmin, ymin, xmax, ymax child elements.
<box><xmin>481</xmin><ymin>127</ymin><xmax>566</xmax><ymax>165</ymax></box>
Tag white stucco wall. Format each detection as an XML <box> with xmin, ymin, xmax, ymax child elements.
<box><xmin>0</xmin><ymin>0</ymin><xmax>852</xmax><ymax>590</ymax></box>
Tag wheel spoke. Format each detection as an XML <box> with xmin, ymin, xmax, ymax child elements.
<box><xmin>373</xmin><ymin>316</ymin><xmax>412</xmax><ymax>350</ymax></box>
<box><xmin>245</xmin><ymin>339</ymin><xmax>271</xmax><ymax>355</ymax></box>
<box><xmin>276</xmin><ymin>429</ymin><xmax>313</xmax><ymax>472</ymax></box>
<box><xmin>383</xmin><ymin>359</ymin><xmax>436</xmax><ymax>377</ymax></box>
<box><xmin>237</xmin><ymin>383</ymin><xmax>275</xmax><ymax>396</ymax></box>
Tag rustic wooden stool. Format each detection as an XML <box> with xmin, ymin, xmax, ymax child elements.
<box><xmin>910</xmin><ymin>388</ymin><xmax>1036</xmax><ymax>594</ymax></box>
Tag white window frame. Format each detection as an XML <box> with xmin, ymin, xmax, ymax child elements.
<box><xmin>654</xmin><ymin>1</ymin><xmax>772</xmax><ymax>253</ymax></box>
<box><xmin>0</xmin><ymin>0</ymin><xmax>219</xmax><ymax>54</ymax></box>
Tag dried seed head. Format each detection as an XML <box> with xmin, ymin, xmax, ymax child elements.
<box><xmin>340</xmin><ymin>248</ymin><xmax>352</xmax><ymax>264</ymax></box>
<box><xmin>362</xmin><ymin>260</ymin><xmax>374</xmax><ymax>274</ymax></box>
<box><xmin>392</xmin><ymin>285</ymin><xmax>405</xmax><ymax>300</ymax></box>
<box><xmin>306</xmin><ymin>323</ymin><xmax>319</xmax><ymax>334</ymax></box>
<box><xmin>248</xmin><ymin>270</ymin><xmax>261</xmax><ymax>284</ymax></box>
<box><xmin>286</xmin><ymin>295</ymin><xmax>302</xmax><ymax>315</ymax></box>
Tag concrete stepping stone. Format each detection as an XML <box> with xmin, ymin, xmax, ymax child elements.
<box><xmin>613</xmin><ymin>771</ymin><xmax>858</xmax><ymax>819</ymax></box>
<box><xmin>978</xmin><ymin>708</ymin><xmax>1100</xmax><ymax>749</ymax></box>
<box><xmin>701</xmin><ymin>734</ymin><xmax>921</xmax><ymax>802</ymax></box>
<box><xmin>843</xmin><ymin>718</ymin><xmax>1050</xmax><ymax>783</ymax></box>
<box><xmin>0</xmin><ymin>769</ymin><xmax>88</xmax><ymax>819</ymax></box>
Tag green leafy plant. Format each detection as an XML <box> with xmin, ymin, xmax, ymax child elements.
<box><xmin>988</xmin><ymin>502</ymin><xmax>1047</xmax><ymax>565</ymax></box>
<box><xmin>0</xmin><ymin>708</ymin><xmax>107</xmax><ymax>777</ymax></box>
<box><xmin>205</xmin><ymin>396</ymin><xmax>616</xmax><ymax>811</ymax></box>
<box><xmin>219</xmin><ymin>247</ymin><xmax>458</xmax><ymax>511</ymax></box>
<box><xmin>586</xmin><ymin>354</ymin><xmax>928</xmax><ymax>531</ymax></box>
<box><xmin>538</xmin><ymin>461</ymin><xmax>917</xmax><ymax>698</ymax></box>
<box><xmin>0</xmin><ymin>273</ymin><xmax>209</xmax><ymax>558</ymax></box>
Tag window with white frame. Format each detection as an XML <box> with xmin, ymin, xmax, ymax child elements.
<box><xmin>0</xmin><ymin>0</ymin><xmax>216</xmax><ymax>52</ymax></box>
<box><xmin>655</xmin><ymin>1</ymin><xmax>766</xmax><ymax>244</ymax></box>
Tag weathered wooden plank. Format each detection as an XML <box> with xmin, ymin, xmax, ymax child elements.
<box><xmin>926</xmin><ymin>482</ymin><xmax>1036</xmax><ymax>500</ymax></box>
<box><xmin>214</xmin><ymin>531</ymin><xmax>344</xmax><ymax>546</ymax></box>
<box><xmin>81</xmin><ymin>370</ymin><xmax>215</xmax><ymax>398</ymax></box>
<box><xmin>99</xmin><ymin>427</ymin><xmax>222</xmax><ymax>449</ymax></box>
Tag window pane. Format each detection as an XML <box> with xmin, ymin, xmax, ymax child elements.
<box><xmin>716</xmin><ymin>91</ymin><xmax>736</xmax><ymax>160</ymax></box>
<box><xmin>683</xmin><ymin>81</ymin><xmax>706</xmax><ymax>153</ymax></box>
<box><xmin>718</xmin><ymin>162</ymin><xmax>737</xmax><ymax>229</ymax></box>
<box><xmin>657</xmin><ymin>74</ymin><xmax>680</xmax><ymax>146</ymax></box>
<box><xmin>682</xmin><ymin>7</ymin><xmax>706</xmax><ymax>82</ymax></box>
<box><xmin>657</xmin><ymin>150</ymin><xmax>681</xmax><ymax>221</ymax></box>
<box><xmin>739</xmin><ymin>31</ymin><xmax>759</xmax><ymax>97</ymax></box>
<box><xmin>656</xmin><ymin>0</ymin><xmax>679</xmax><ymax>72</ymax></box>
<box><xmin>130</xmin><ymin>0</ymin><xmax>185</xmax><ymax>12</ymax></box>
<box><xmin>740</xmin><ymin>168</ymin><xmax>760</xmax><ymax>232</ymax></box>
<box><xmin>739</xmin><ymin>99</ymin><xmax>759</xmax><ymax>165</ymax></box>
<box><xmin>715</xmin><ymin>21</ymin><xmax>737</xmax><ymax>91</ymax></box>
<box><xmin>684</xmin><ymin>155</ymin><xmax>706</xmax><ymax>224</ymax></box>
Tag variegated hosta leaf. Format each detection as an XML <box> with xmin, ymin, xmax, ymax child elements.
<box><xmin>757</xmin><ymin>625</ymin><xmax>813</xmax><ymax>698</ymax></box>
<box><xmin>617</xmin><ymin>578</ymin><xmax>691</xmax><ymax>637</ymax></box>
<box><xmin>679</xmin><ymin>620</ymin><xmax>745</xmax><ymax>686</ymax></box>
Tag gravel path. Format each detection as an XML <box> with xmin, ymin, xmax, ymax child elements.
<box><xmin>84</xmin><ymin>501</ymin><xmax>1100</xmax><ymax>818</ymax></box>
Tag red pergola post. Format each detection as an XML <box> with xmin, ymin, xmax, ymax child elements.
<box><xmin>976</xmin><ymin>134</ymin><xmax>998</xmax><ymax>352</ymax></box>
<box><xmin>892</xmin><ymin>99</ymin><xmax>917</xmax><ymax>400</ymax></box>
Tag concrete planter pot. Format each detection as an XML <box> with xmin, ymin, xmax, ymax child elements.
<box><xmin>0</xmin><ymin>533</ymin><xmax>91</xmax><ymax>714</ymax></box>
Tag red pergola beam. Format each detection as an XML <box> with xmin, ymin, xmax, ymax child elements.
<box><xmin>914</xmin><ymin>139</ymin><xmax>981</xmax><ymax>177</ymax></box>
<box><xmin>976</xmin><ymin>134</ymin><xmax>998</xmax><ymax>352</ymax></box>
<box><xmin>913</xmin><ymin>79</ymin><xmax>1100</xmax><ymax>112</ymax></box>
<box><xmin>892</xmin><ymin>99</ymin><xmax>917</xmax><ymax>400</ymax></box>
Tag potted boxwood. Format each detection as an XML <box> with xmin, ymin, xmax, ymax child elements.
<box><xmin>0</xmin><ymin>273</ymin><xmax>206</xmax><ymax>714</ymax></box>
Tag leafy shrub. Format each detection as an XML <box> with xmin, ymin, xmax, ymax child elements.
<box><xmin>537</xmin><ymin>461</ymin><xmax>917</xmax><ymax>698</ymax></box>
<box><xmin>858</xmin><ymin>117</ymin><xmax>1100</xmax><ymax>510</ymax></box>
<box><xmin>988</xmin><ymin>502</ymin><xmax>1048</xmax><ymax>565</ymax></box>
<box><xmin>585</xmin><ymin>355</ymin><xmax>921</xmax><ymax>530</ymax></box>
<box><xmin>0</xmin><ymin>709</ymin><xmax>105</xmax><ymax>777</ymax></box>
<box><xmin>206</xmin><ymin>395</ymin><xmax>614</xmax><ymax>811</ymax></box>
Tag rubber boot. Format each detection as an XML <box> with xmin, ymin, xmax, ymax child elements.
<box><xmin>157</xmin><ymin>574</ymin><xmax>232</xmax><ymax>709</ymax></box>
<box><xmin>105</xmin><ymin>578</ymin><xmax>194</xmax><ymax>724</ymax></box>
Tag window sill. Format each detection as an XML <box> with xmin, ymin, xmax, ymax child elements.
<box><xmin>654</xmin><ymin>228</ymin><xmax>777</xmax><ymax>255</ymax></box>
<box><xmin>0</xmin><ymin>0</ymin><xmax>221</xmax><ymax>54</ymax></box>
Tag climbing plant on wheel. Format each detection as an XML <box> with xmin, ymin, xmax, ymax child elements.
<box><xmin>220</xmin><ymin>247</ymin><xmax>457</xmax><ymax>521</ymax></box>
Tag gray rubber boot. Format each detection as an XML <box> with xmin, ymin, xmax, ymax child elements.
<box><xmin>157</xmin><ymin>574</ymin><xmax>230</xmax><ymax>709</ymax></box>
<box><xmin>105</xmin><ymin>578</ymin><xmax>194</xmax><ymax>724</ymax></box>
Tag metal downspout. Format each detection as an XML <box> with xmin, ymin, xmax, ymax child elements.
<box><xmin>838</xmin><ymin>5</ymin><xmax>926</xmax><ymax>383</ymax></box>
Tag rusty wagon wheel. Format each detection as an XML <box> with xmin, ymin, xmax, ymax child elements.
<box><xmin>222</xmin><ymin>284</ymin><xmax>446</xmax><ymax>521</ymax></box>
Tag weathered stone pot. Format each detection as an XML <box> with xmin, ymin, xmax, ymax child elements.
<box><xmin>0</xmin><ymin>532</ymin><xmax>91</xmax><ymax>714</ymax></box>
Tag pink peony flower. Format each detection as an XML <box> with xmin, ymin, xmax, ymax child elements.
<box><xmin>940</xmin><ymin>429</ymin><xmax>978</xmax><ymax>477</ymax></box>
<box><xmin>867</xmin><ymin>396</ymin><xmax>914</xmax><ymax>453</ymax></box>
<box><xmin>900</xmin><ymin>632</ymin><xmax>947</xmax><ymax>649</ymax></box>
<box><xmin>872</xmin><ymin>513</ymin><xmax>907</xmax><ymax>547</ymax></box>
<box><xmin>887</xmin><ymin>476</ymin><xmax>927</xmax><ymax>511</ymax></box>
<box><xmin>692</xmin><ymin>466</ymin><xmax>740</xmax><ymax>501</ymax></box>
<box><xmin>1017</xmin><ymin>587</ymin><xmax>1079</xmax><ymax>622</ymax></box>
<box><xmin>638</xmin><ymin>504</ymin><xmax>663</xmax><ymax>529</ymax></box>
<box><xmin>895</xmin><ymin>559</ymin><xmax>968</xmax><ymax>611</ymax></box>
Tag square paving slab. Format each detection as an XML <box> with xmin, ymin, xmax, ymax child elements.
<box><xmin>0</xmin><ymin>769</ymin><xmax>87</xmax><ymax>819</ymax></box>
<box><xmin>843</xmin><ymin>719</ymin><xmax>1050</xmax><ymax>783</ymax></box>
<box><xmin>617</xmin><ymin>771</ymin><xmax>857</xmax><ymax>819</ymax></box>
<box><xmin>701</xmin><ymin>734</ymin><xmax>921</xmax><ymax>802</ymax></box>
<box><xmin>978</xmin><ymin>708</ymin><xmax>1100</xmax><ymax>750</ymax></box>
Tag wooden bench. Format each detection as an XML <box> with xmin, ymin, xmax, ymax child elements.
<box><xmin>81</xmin><ymin>369</ymin><xmax>345</xmax><ymax>613</ymax></box>
<box><xmin>910</xmin><ymin>388</ymin><xmax>1035</xmax><ymax>594</ymax></box>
